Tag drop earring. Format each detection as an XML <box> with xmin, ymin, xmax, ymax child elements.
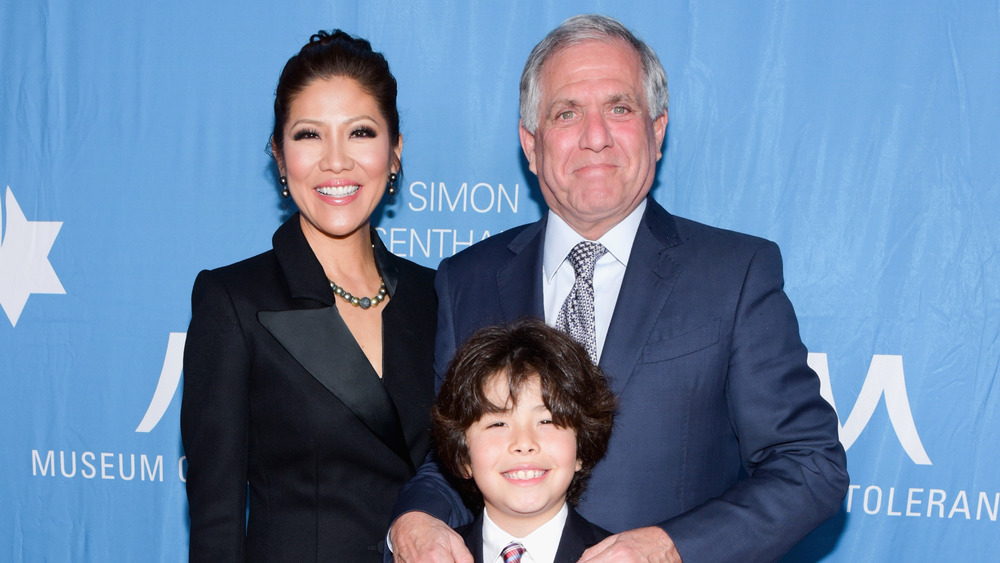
<box><xmin>387</xmin><ymin>172</ymin><xmax>398</xmax><ymax>197</ymax></box>
<box><xmin>279</xmin><ymin>176</ymin><xmax>289</xmax><ymax>198</ymax></box>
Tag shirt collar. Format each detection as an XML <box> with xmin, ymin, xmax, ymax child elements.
<box><xmin>482</xmin><ymin>503</ymin><xmax>569</xmax><ymax>563</ymax></box>
<box><xmin>542</xmin><ymin>199</ymin><xmax>647</xmax><ymax>282</ymax></box>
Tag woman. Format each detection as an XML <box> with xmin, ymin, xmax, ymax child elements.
<box><xmin>181</xmin><ymin>30</ymin><xmax>436</xmax><ymax>562</ymax></box>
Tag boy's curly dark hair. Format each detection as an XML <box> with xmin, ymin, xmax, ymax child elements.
<box><xmin>432</xmin><ymin>318</ymin><xmax>617</xmax><ymax>511</ymax></box>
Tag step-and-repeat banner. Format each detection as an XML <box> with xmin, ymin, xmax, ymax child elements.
<box><xmin>3</xmin><ymin>1</ymin><xmax>998</xmax><ymax>560</ymax></box>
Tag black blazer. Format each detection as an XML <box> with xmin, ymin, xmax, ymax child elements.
<box><xmin>181</xmin><ymin>215</ymin><xmax>437</xmax><ymax>562</ymax></box>
<box><xmin>457</xmin><ymin>507</ymin><xmax>609</xmax><ymax>563</ymax></box>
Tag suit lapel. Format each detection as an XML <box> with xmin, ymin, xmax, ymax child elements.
<box><xmin>600</xmin><ymin>200</ymin><xmax>683</xmax><ymax>394</ymax></box>
<box><xmin>458</xmin><ymin>512</ymin><xmax>486</xmax><ymax>563</ymax></box>
<box><xmin>497</xmin><ymin>218</ymin><xmax>547</xmax><ymax>321</ymax></box>
<box><xmin>554</xmin><ymin>506</ymin><xmax>610</xmax><ymax>562</ymax></box>
<box><xmin>379</xmin><ymin>246</ymin><xmax>436</xmax><ymax>471</ymax></box>
<box><xmin>502</xmin><ymin>207</ymin><xmax>683</xmax><ymax>395</ymax></box>
<box><xmin>258</xmin><ymin>307</ymin><xmax>412</xmax><ymax>470</ymax></box>
<box><xmin>459</xmin><ymin>506</ymin><xmax>606</xmax><ymax>563</ymax></box>
<box><xmin>263</xmin><ymin>222</ymin><xmax>413</xmax><ymax>470</ymax></box>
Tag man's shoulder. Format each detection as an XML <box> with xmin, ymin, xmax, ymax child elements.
<box><xmin>661</xmin><ymin>209</ymin><xmax>776</xmax><ymax>256</ymax></box>
<box><xmin>440</xmin><ymin>221</ymin><xmax>540</xmax><ymax>270</ymax></box>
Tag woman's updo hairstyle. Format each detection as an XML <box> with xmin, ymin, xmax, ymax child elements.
<box><xmin>271</xmin><ymin>30</ymin><xmax>400</xmax><ymax>159</ymax></box>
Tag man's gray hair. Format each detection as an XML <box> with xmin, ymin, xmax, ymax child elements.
<box><xmin>519</xmin><ymin>14</ymin><xmax>669</xmax><ymax>133</ymax></box>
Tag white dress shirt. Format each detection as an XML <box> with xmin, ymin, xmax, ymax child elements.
<box><xmin>482</xmin><ymin>503</ymin><xmax>569</xmax><ymax>563</ymax></box>
<box><xmin>542</xmin><ymin>200</ymin><xmax>646</xmax><ymax>363</ymax></box>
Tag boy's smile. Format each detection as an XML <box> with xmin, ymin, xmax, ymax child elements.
<box><xmin>502</xmin><ymin>468</ymin><xmax>548</xmax><ymax>481</ymax></box>
<box><xmin>464</xmin><ymin>375</ymin><xmax>582</xmax><ymax>537</ymax></box>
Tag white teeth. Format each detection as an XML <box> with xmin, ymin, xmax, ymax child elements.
<box><xmin>503</xmin><ymin>470</ymin><xmax>545</xmax><ymax>480</ymax></box>
<box><xmin>317</xmin><ymin>185</ymin><xmax>360</xmax><ymax>197</ymax></box>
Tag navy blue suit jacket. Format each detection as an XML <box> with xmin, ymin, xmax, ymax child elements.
<box><xmin>394</xmin><ymin>198</ymin><xmax>847</xmax><ymax>562</ymax></box>
<box><xmin>457</xmin><ymin>507</ymin><xmax>609</xmax><ymax>563</ymax></box>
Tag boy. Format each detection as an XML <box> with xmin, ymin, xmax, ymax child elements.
<box><xmin>432</xmin><ymin>319</ymin><xmax>617</xmax><ymax>563</ymax></box>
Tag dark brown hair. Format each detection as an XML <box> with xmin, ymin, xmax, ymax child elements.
<box><xmin>432</xmin><ymin>318</ymin><xmax>617</xmax><ymax>511</ymax></box>
<box><xmin>270</xmin><ymin>29</ymin><xmax>400</xmax><ymax>163</ymax></box>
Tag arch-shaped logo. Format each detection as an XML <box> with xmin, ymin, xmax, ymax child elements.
<box><xmin>133</xmin><ymin>339</ymin><xmax>931</xmax><ymax>467</ymax></box>
<box><xmin>136</xmin><ymin>332</ymin><xmax>186</xmax><ymax>433</ymax></box>
<box><xmin>810</xmin><ymin>353</ymin><xmax>931</xmax><ymax>465</ymax></box>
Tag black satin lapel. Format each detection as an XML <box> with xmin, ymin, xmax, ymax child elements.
<box><xmin>257</xmin><ymin>307</ymin><xmax>412</xmax><ymax>469</ymax></box>
<box><xmin>601</xmin><ymin>227</ymin><xmax>680</xmax><ymax>395</ymax></box>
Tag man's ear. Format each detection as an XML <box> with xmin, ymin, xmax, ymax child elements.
<box><xmin>518</xmin><ymin>121</ymin><xmax>538</xmax><ymax>175</ymax></box>
<box><xmin>653</xmin><ymin>111</ymin><xmax>669</xmax><ymax>161</ymax></box>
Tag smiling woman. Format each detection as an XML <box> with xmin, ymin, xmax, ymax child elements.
<box><xmin>180</xmin><ymin>30</ymin><xmax>437</xmax><ymax>562</ymax></box>
<box><xmin>275</xmin><ymin>75</ymin><xmax>401</xmax><ymax>250</ymax></box>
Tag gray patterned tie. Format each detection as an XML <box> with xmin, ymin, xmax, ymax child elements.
<box><xmin>556</xmin><ymin>241</ymin><xmax>607</xmax><ymax>362</ymax></box>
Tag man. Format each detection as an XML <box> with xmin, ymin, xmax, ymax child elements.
<box><xmin>390</xmin><ymin>14</ymin><xmax>848</xmax><ymax>563</ymax></box>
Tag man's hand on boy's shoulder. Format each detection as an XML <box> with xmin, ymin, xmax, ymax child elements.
<box><xmin>578</xmin><ymin>526</ymin><xmax>681</xmax><ymax>563</ymax></box>
<box><xmin>390</xmin><ymin>511</ymin><xmax>474</xmax><ymax>563</ymax></box>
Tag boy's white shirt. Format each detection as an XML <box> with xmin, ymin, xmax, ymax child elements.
<box><xmin>482</xmin><ymin>503</ymin><xmax>569</xmax><ymax>563</ymax></box>
<box><xmin>542</xmin><ymin>198</ymin><xmax>645</xmax><ymax>362</ymax></box>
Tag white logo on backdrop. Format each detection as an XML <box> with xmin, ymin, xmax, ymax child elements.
<box><xmin>810</xmin><ymin>353</ymin><xmax>931</xmax><ymax>465</ymax></box>
<box><xmin>135</xmin><ymin>332</ymin><xmax>186</xmax><ymax>432</ymax></box>
<box><xmin>0</xmin><ymin>186</ymin><xmax>65</xmax><ymax>326</ymax></box>
<box><xmin>132</xmin><ymin>337</ymin><xmax>931</xmax><ymax>468</ymax></box>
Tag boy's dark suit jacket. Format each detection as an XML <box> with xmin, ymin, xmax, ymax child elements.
<box><xmin>457</xmin><ymin>507</ymin><xmax>610</xmax><ymax>563</ymax></box>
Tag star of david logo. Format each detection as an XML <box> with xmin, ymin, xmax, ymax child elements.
<box><xmin>0</xmin><ymin>186</ymin><xmax>65</xmax><ymax>326</ymax></box>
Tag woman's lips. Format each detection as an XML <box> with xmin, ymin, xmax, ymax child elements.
<box><xmin>316</xmin><ymin>184</ymin><xmax>360</xmax><ymax>197</ymax></box>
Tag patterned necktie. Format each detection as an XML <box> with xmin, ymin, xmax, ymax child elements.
<box><xmin>556</xmin><ymin>241</ymin><xmax>608</xmax><ymax>362</ymax></box>
<box><xmin>501</xmin><ymin>542</ymin><xmax>526</xmax><ymax>563</ymax></box>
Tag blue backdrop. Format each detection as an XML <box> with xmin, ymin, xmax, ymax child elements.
<box><xmin>3</xmin><ymin>1</ymin><xmax>998</xmax><ymax>560</ymax></box>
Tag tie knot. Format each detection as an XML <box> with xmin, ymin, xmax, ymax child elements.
<box><xmin>567</xmin><ymin>241</ymin><xmax>607</xmax><ymax>279</ymax></box>
<box><xmin>501</xmin><ymin>542</ymin><xmax>526</xmax><ymax>563</ymax></box>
